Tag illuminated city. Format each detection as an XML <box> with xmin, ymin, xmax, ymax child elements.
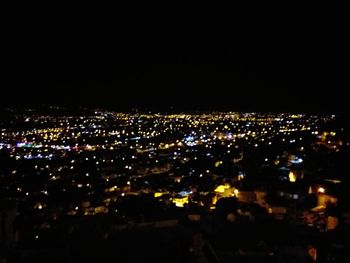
<box><xmin>1</xmin><ymin>108</ymin><xmax>349</xmax><ymax>262</ymax></box>
<box><xmin>2</xmin><ymin>15</ymin><xmax>349</xmax><ymax>262</ymax></box>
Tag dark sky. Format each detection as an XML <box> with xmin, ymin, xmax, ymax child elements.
<box><xmin>4</xmin><ymin>17</ymin><xmax>348</xmax><ymax>113</ymax></box>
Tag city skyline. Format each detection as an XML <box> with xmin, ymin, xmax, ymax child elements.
<box><xmin>1</xmin><ymin>109</ymin><xmax>349</xmax><ymax>262</ymax></box>
<box><xmin>2</xmin><ymin>15</ymin><xmax>349</xmax><ymax>262</ymax></box>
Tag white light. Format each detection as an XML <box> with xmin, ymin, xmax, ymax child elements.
<box><xmin>318</xmin><ymin>187</ymin><xmax>325</xmax><ymax>193</ymax></box>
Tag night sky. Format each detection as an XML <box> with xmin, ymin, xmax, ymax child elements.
<box><xmin>4</xmin><ymin>18</ymin><xmax>348</xmax><ymax>113</ymax></box>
